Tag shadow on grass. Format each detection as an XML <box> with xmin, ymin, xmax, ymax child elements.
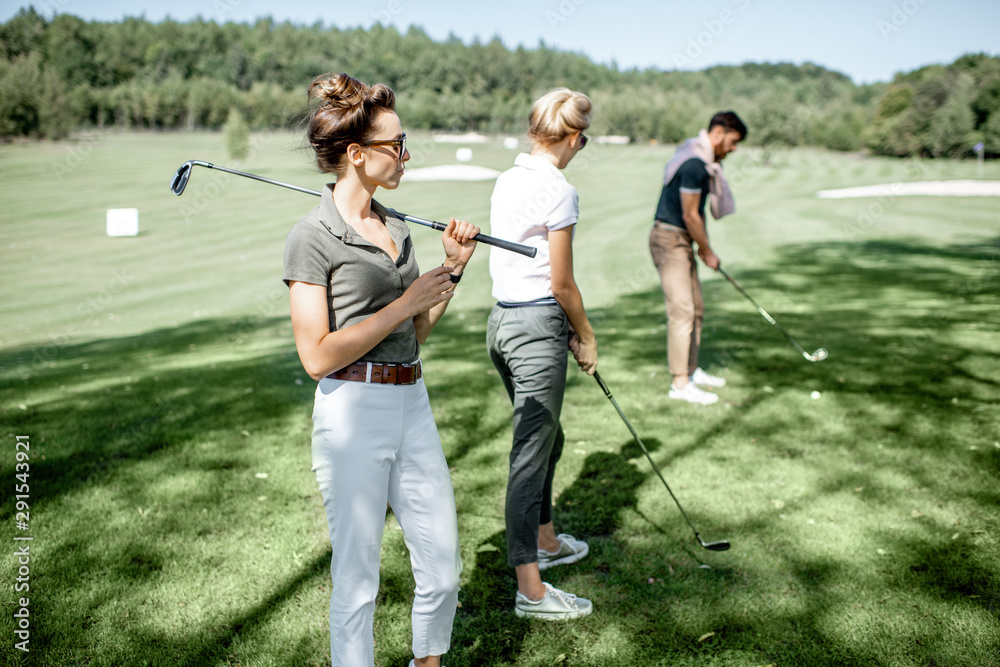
<box><xmin>0</xmin><ymin>317</ymin><xmax>330</xmax><ymax>666</ymax></box>
<box><xmin>1</xmin><ymin>318</ymin><xmax>307</xmax><ymax>505</ymax></box>
<box><xmin>1</xmin><ymin>234</ymin><xmax>998</xmax><ymax>665</ymax></box>
<box><xmin>452</xmin><ymin>530</ymin><xmax>531</xmax><ymax>665</ymax></box>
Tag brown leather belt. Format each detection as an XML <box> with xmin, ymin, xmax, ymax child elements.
<box><xmin>326</xmin><ymin>361</ymin><xmax>422</xmax><ymax>385</ymax></box>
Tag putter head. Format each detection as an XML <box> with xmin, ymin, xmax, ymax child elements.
<box><xmin>809</xmin><ymin>348</ymin><xmax>828</xmax><ymax>362</ymax></box>
<box><xmin>169</xmin><ymin>161</ymin><xmax>193</xmax><ymax>196</ymax></box>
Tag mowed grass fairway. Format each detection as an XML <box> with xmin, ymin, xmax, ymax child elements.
<box><xmin>2</xmin><ymin>131</ymin><xmax>999</xmax><ymax>667</ymax></box>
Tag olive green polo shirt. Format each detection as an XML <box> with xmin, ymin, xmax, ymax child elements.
<box><xmin>283</xmin><ymin>183</ymin><xmax>421</xmax><ymax>365</ymax></box>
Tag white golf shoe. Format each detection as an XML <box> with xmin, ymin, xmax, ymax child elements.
<box><xmin>691</xmin><ymin>367</ymin><xmax>727</xmax><ymax>388</ymax></box>
<box><xmin>515</xmin><ymin>582</ymin><xmax>593</xmax><ymax>621</ymax></box>
<box><xmin>537</xmin><ymin>533</ymin><xmax>589</xmax><ymax>571</ymax></box>
<box><xmin>669</xmin><ymin>381</ymin><xmax>719</xmax><ymax>405</ymax></box>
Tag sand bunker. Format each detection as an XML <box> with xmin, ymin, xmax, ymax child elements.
<box><xmin>433</xmin><ymin>132</ymin><xmax>491</xmax><ymax>144</ymax></box>
<box><xmin>817</xmin><ymin>180</ymin><xmax>1000</xmax><ymax>198</ymax></box>
<box><xmin>402</xmin><ymin>164</ymin><xmax>501</xmax><ymax>182</ymax></box>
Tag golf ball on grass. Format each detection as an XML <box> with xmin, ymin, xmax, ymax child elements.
<box><xmin>810</xmin><ymin>391</ymin><xmax>821</xmax><ymax>400</ymax></box>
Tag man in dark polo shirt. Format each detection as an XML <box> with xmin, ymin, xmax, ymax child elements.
<box><xmin>649</xmin><ymin>111</ymin><xmax>747</xmax><ymax>405</ymax></box>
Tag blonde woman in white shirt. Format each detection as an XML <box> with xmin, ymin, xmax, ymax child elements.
<box><xmin>486</xmin><ymin>88</ymin><xmax>597</xmax><ymax>621</ymax></box>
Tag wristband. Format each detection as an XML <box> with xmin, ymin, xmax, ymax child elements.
<box><xmin>441</xmin><ymin>263</ymin><xmax>462</xmax><ymax>284</ymax></box>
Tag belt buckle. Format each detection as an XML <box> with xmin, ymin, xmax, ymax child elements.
<box><xmin>395</xmin><ymin>362</ymin><xmax>410</xmax><ymax>385</ymax></box>
<box><xmin>399</xmin><ymin>361</ymin><xmax>420</xmax><ymax>385</ymax></box>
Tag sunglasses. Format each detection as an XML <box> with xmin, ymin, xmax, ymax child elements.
<box><xmin>579</xmin><ymin>133</ymin><xmax>588</xmax><ymax>150</ymax></box>
<box><xmin>361</xmin><ymin>133</ymin><xmax>407</xmax><ymax>159</ymax></box>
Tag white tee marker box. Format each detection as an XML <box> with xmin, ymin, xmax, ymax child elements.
<box><xmin>107</xmin><ymin>208</ymin><xmax>138</xmax><ymax>236</ymax></box>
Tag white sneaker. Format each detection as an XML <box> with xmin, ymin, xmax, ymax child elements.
<box><xmin>515</xmin><ymin>582</ymin><xmax>593</xmax><ymax>620</ymax></box>
<box><xmin>691</xmin><ymin>367</ymin><xmax>727</xmax><ymax>388</ymax></box>
<box><xmin>669</xmin><ymin>381</ymin><xmax>719</xmax><ymax>405</ymax></box>
<box><xmin>537</xmin><ymin>533</ymin><xmax>589</xmax><ymax>571</ymax></box>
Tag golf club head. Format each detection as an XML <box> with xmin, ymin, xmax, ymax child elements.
<box><xmin>169</xmin><ymin>161</ymin><xmax>193</xmax><ymax>196</ymax></box>
<box><xmin>701</xmin><ymin>539</ymin><xmax>731</xmax><ymax>551</ymax></box>
<box><xmin>809</xmin><ymin>348</ymin><xmax>828</xmax><ymax>362</ymax></box>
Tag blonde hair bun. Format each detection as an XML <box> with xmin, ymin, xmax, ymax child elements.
<box><xmin>528</xmin><ymin>88</ymin><xmax>592</xmax><ymax>145</ymax></box>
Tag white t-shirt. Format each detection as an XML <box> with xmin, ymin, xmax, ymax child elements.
<box><xmin>489</xmin><ymin>153</ymin><xmax>578</xmax><ymax>303</ymax></box>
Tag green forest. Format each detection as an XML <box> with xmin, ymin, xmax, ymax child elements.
<box><xmin>2</xmin><ymin>6</ymin><xmax>999</xmax><ymax>158</ymax></box>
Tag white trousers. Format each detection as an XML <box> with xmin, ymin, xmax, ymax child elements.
<box><xmin>312</xmin><ymin>376</ymin><xmax>462</xmax><ymax>667</ymax></box>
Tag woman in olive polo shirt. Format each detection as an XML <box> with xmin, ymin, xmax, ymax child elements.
<box><xmin>283</xmin><ymin>72</ymin><xmax>479</xmax><ymax>667</ymax></box>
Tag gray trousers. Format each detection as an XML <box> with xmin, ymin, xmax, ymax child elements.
<box><xmin>487</xmin><ymin>302</ymin><xmax>568</xmax><ymax>567</ymax></box>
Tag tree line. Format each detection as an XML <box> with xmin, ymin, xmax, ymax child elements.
<box><xmin>1</xmin><ymin>7</ymin><xmax>998</xmax><ymax>157</ymax></box>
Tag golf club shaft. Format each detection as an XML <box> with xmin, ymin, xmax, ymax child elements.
<box><xmin>593</xmin><ymin>371</ymin><xmax>720</xmax><ymax>548</ymax></box>
<box><xmin>717</xmin><ymin>267</ymin><xmax>813</xmax><ymax>360</ymax></box>
<box><xmin>181</xmin><ymin>160</ymin><xmax>537</xmax><ymax>258</ymax></box>
<box><xmin>198</xmin><ymin>161</ymin><xmax>322</xmax><ymax>197</ymax></box>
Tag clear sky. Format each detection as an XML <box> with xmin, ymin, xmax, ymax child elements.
<box><xmin>4</xmin><ymin>0</ymin><xmax>998</xmax><ymax>84</ymax></box>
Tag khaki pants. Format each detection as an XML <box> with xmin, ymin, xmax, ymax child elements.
<box><xmin>649</xmin><ymin>224</ymin><xmax>703</xmax><ymax>378</ymax></box>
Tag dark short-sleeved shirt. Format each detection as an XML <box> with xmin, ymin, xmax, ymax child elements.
<box><xmin>653</xmin><ymin>157</ymin><xmax>710</xmax><ymax>231</ymax></box>
<box><xmin>282</xmin><ymin>183</ymin><xmax>421</xmax><ymax>365</ymax></box>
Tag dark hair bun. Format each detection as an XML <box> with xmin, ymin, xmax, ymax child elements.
<box><xmin>309</xmin><ymin>73</ymin><xmax>368</xmax><ymax>112</ymax></box>
<box><xmin>306</xmin><ymin>73</ymin><xmax>396</xmax><ymax>175</ymax></box>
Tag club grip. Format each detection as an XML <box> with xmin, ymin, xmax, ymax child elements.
<box><xmin>474</xmin><ymin>233</ymin><xmax>537</xmax><ymax>258</ymax></box>
<box><xmin>594</xmin><ymin>371</ymin><xmax>613</xmax><ymax>398</ymax></box>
